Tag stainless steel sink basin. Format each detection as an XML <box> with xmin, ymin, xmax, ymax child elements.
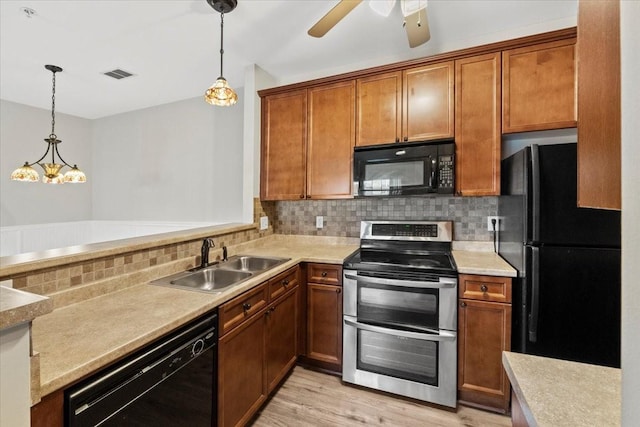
<box><xmin>170</xmin><ymin>268</ymin><xmax>252</xmax><ymax>292</ymax></box>
<box><xmin>150</xmin><ymin>254</ymin><xmax>290</xmax><ymax>294</ymax></box>
<box><xmin>218</xmin><ymin>255</ymin><xmax>289</xmax><ymax>273</ymax></box>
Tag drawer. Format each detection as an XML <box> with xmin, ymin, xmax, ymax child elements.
<box><xmin>306</xmin><ymin>263</ymin><xmax>342</xmax><ymax>285</ymax></box>
<box><xmin>219</xmin><ymin>282</ymin><xmax>268</xmax><ymax>336</ymax></box>
<box><xmin>269</xmin><ymin>266</ymin><xmax>299</xmax><ymax>302</ymax></box>
<box><xmin>459</xmin><ymin>274</ymin><xmax>512</xmax><ymax>303</ymax></box>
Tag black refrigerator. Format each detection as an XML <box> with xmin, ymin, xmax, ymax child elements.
<box><xmin>498</xmin><ymin>143</ymin><xmax>621</xmax><ymax>368</ymax></box>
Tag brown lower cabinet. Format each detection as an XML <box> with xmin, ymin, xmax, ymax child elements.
<box><xmin>458</xmin><ymin>274</ymin><xmax>512</xmax><ymax>413</ymax></box>
<box><xmin>302</xmin><ymin>263</ymin><xmax>343</xmax><ymax>373</ymax></box>
<box><xmin>218</xmin><ymin>266</ymin><xmax>299</xmax><ymax>427</ymax></box>
<box><xmin>31</xmin><ymin>389</ymin><xmax>64</xmax><ymax>427</ymax></box>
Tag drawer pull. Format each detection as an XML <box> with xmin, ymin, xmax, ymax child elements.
<box><xmin>282</xmin><ymin>279</ymin><xmax>289</xmax><ymax>287</ymax></box>
<box><xmin>321</xmin><ymin>271</ymin><xmax>328</xmax><ymax>277</ymax></box>
<box><xmin>480</xmin><ymin>285</ymin><xmax>488</xmax><ymax>292</ymax></box>
<box><xmin>242</xmin><ymin>302</ymin><xmax>252</xmax><ymax>312</ymax></box>
<box><xmin>460</xmin><ymin>301</ymin><xmax>467</xmax><ymax>308</ymax></box>
<box><xmin>336</xmin><ymin>288</ymin><xmax>341</xmax><ymax>294</ymax></box>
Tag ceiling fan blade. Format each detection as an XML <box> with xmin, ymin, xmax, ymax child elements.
<box><xmin>308</xmin><ymin>0</ymin><xmax>364</xmax><ymax>38</ymax></box>
<box><xmin>404</xmin><ymin>7</ymin><xmax>430</xmax><ymax>48</ymax></box>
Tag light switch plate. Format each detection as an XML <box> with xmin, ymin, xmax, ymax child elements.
<box><xmin>316</xmin><ymin>216</ymin><xmax>324</xmax><ymax>229</ymax></box>
<box><xmin>259</xmin><ymin>216</ymin><xmax>269</xmax><ymax>230</ymax></box>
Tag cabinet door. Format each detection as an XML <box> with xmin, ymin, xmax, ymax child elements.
<box><xmin>502</xmin><ymin>39</ymin><xmax>577</xmax><ymax>133</ymax></box>
<box><xmin>31</xmin><ymin>390</ymin><xmax>64</xmax><ymax>427</ymax></box>
<box><xmin>458</xmin><ymin>299</ymin><xmax>512</xmax><ymax>413</ymax></box>
<box><xmin>577</xmin><ymin>0</ymin><xmax>621</xmax><ymax>210</ymax></box>
<box><xmin>455</xmin><ymin>53</ymin><xmax>501</xmax><ymax>196</ymax></box>
<box><xmin>266</xmin><ymin>287</ymin><xmax>298</xmax><ymax>393</ymax></box>
<box><xmin>261</xmin><ymin>90</ymin><xmax>307</xmax><ymax>200</ymax></box>
<box><xmin>403</xmin><ymin>61</ymin><xmax>455</xmax><ymax>142</ymax></box>
<box><xmin>356</xmin><ymin>71</ymin><xmax>402</xmax><ymax>146</ymax></box>
<box><xmin>218</xmin><ymin>312</ymin><xmax>266</xmax><ymax>427</ymax></box>
<box><xmin>307</xmin><ymin>81</ymin><xmax>356</xmax><ymax>199</ymax></box>
<box><xmin>307</xmin><ymin>283</ymin><xmax>343</xmax><ymax>371</ymax></box>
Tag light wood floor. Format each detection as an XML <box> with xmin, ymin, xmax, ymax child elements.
<box><xmin>251</xmin><ymin>366</ymin><xmax>511</xmax><ymax>426</ymax></box>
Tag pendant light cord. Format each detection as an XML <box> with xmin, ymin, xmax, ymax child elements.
<box><xmin>219</xmin><ymin>11</ymin><xmax>225</xmax><ymax>78</ymax></box>
<box><xmin>50</xmin><ymin>69</ymin><xmax>57</xmax><ymax>140</ymax></box>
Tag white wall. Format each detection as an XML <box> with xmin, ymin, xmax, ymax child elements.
<box><xmin>0</xmin><ymin>100</ymin><xmax>93</xmax><ymax>226</ymax></box>
<box><xmin>91</xmin><ymin>95</ymin><xmax>244</xmax><ymax>223</ymax></box>
<box><xmin>620</xmin><ymin>1</ymin><xmax>640</xmax><ymax>424</ymax></box>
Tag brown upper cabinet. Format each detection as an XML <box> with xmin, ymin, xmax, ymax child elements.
<box><xmin>261</xmin><ymin>82</ymin><xmax>355</xmax><ymax>201</ymax></box>
<box><xmin>261</xmin><ymin>90</ymin><xmax>307</xmax><ymax>200</ymax></box>
<box><xmin>577</xmin><ymin>0</ymin><xmax>621</xmax><ymax>210</ymax></box>
<box><xmin>455</xmin><ymin>53</ymin><xmax>501</xmax><ymax>196</ymax></box>
<box><xmin>502</xmin><ymin>39</ymin><xmax>577</xmax><ymax>133</ymax></box>
<box><xmin>356</xmin><ymin>62</ymin><xmax>454</xmax><ymax>147</ymax></box>
<box><xmin>307</xmin><ymin>81</ymin><xmax>356</xmax><ymax>199</ymax></box>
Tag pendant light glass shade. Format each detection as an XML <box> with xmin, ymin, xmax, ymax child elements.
<box><xmin>10</xmin><ymin>162</ymin><xmax>40</xmax><ymax>182</ymax></box>
<box><xmin>205</xmin><ymin>77</ymin><xmax>238</xmax><ymax>106</ymax></box>
<box><xmin>63</xmin><ymin>165</ymin><xmax>87</xmax><ymax>183</ymax></box>
<box><xmin>10</xmin><ymin>65</ymin><xmax>86</xmax><ymax>184</ymax></box>
<box><xmin>369</xmin><ymin>0</ymin><xmax>396</xmax><ymax>17</ymax></box>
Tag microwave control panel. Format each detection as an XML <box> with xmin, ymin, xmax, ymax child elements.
<box><xmin>438</xmin><ymin>155</ymin><xmax>455</xmax><ymax>190</ymax></box>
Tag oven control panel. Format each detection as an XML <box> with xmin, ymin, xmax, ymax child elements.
<box><xmin>372</xmin><ymin>223</ymin><xmax>438</xmax><ymax>237</ymax></box>
<box><xmin>361</xmin><ymin>221</ymin><xmax>453</xmax><ymax>242</ymax></box>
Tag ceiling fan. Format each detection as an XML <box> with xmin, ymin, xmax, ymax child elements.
<box><xmin>308</xmin><ymin>0</ymin><xmax>430</xmax><ymax>48</ymax></box>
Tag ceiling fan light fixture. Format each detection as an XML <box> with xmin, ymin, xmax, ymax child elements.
<box><xmin>401</xmin><ymin>0</ymin><xmax>427</xmax><ymax>17</ymax></box>
<box><xmin>369</xmin><ymin>0</ymin><xmax>396</xmax><ymax>17</ymax></box>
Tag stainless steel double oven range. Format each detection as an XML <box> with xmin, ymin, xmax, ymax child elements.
<box><xmin>342</xmin><ymin>220</ymin><xmax>458</xmax><ymax>408</ymax></box>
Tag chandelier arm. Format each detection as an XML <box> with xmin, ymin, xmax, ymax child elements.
<box><xmin>53</xmin><ymin>143</ymin><xmax>73</xmax><ymax>168</ymax></box>
<box><xmin>30</xmin><ymin>143</ymin><xmax>53</xmax><ymax>166</ymax></box>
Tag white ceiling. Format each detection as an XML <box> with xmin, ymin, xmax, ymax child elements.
<box><xmin>0</xmin><ymin>0</ymin><xmax>577</xmax><ymax>119</ymax></box>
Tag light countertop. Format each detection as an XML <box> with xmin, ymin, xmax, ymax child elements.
<box><xmin>0</xmin><ymin>286</ymin><xmax>52</xmax><ymax>330</ymax></box>
<box><xmin>29</xmin><ymin>234</ymin><xmax>515</xmax><ymax>398</ymax></box>
<box><xmin>503</xmin><ymin>351</ymin><xmax>621</xmax><ymax>427</ymax></box>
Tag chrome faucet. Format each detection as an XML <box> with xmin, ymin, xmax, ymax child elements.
<box><xmin>222</xmin><ymin>245</ymin><xmax>228</xmax><ymax>262</ymax></box>
<box><xmin>200</xmin><ymin>238</ymin><xmax>215</xmax><ymax>269</ymax></box>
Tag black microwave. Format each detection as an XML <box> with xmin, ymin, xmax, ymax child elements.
<box><xmin>353</xmin><ymin>140</ymin><xmax>455</xmax><ymax>197</ymax></box>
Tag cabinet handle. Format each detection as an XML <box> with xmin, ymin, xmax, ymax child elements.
<box><xmin>306</xmin><ymin>195</ymin><xmax>311</xmax><ymax>199</ymax></box>
<box><xmin>480</xmin><ymin>285</ymin><xmax>488</xmax><ymax>292</ymax></box>
<box><xmin>242</xmin><ymin>302</ymin><xmax>252</xmax><ymax>312</ymax></box>
<box><xmin>403</xmin><ymin>136</ymin><xmax>408</xmax><ymax>142</ymax></box>
<box><xmin>395</xmin><ymin>138</ymin><xmax>400</xmax><ymax>143</ymax></box>
<box><xmin>460</xmin><ymin>301</ymin><xmax>467</xmax><ymax>308</ymax></box>
<box><xmin>299</xmin><ymin>195</ymin><xmax>305</xmax><ymax>199</ymax></box>
<box><xmin>321</xmin><ymin>271</ymin><xmax>328</xmax><ymax>277</ymax></box>
<box><xmin>336</xmin><ymin>288</ymin><xmax>342</xmax><ymax>294</ymax></box>
<box><xmin>282</xmin><ymin>279</ymin><xmax>289</xmax><ymax>287</ymax></box>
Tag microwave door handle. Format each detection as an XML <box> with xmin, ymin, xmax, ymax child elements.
<box><xmin>344</xmin><ymin>318</ymin><xmax>456</xmax><ymax>342</ymax></box>
<box><xmin>344</xmin><ymin>274</ymin><xmax>456</xmax><ymax>288</ymax></box>
<box><xmin>429</xmin><ymin>157</ymin><xmax>437</xmax><ymax>189</ymax></box>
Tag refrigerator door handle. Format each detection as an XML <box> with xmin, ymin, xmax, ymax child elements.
<box><xmin>531</xmin><ymin>144</ymin><xmax>541</xmax><ymax>243</ymax></box>
<box><xmin>529</xmin><ymin>247</ymin><xmax>540</xmax><ymax>343</ymax></box>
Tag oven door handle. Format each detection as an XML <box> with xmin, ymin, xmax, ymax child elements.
<box><xmin>344</xmin><ymin>274</ymin><xmax>456</xmax><ymax>289</ymax></box>
<box><xmin>344</xmin><ymin>318</ymin><xmax>456</xmax><ymax>342</ymax></box>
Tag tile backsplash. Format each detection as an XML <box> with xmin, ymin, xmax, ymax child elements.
<box><xmin>274</xmin><ymin>196</ymin><xmax>498</xmax><ymax>241</ymax></box>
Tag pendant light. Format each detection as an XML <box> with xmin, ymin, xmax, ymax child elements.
<box><xmin>10</xmin><ymin>65</ymin><xmax>86</xmax><ymax>184</ymax></box>
<box><xmin>204</xmin><ymin>0</ymin><xmax>238</xmax><ymax>106</ymax></box>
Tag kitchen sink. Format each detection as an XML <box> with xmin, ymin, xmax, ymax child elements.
<box><xmin>218</xmin><ymin>255</ymin><xmax>288</xmax><ymax>273</ymax></box>
<box><xmin>150</xmin><ymin>254</ymin><xmax>290</xmax><ymax>294</ymax></box>
<box><xmin>170</xmin><ymin>268</ymin><xmax>253</xmax><ymax>292</ymax></box>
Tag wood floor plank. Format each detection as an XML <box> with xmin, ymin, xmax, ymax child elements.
<box><xmin>251</xmin><ymin>366</ymin><xmax>511</xmax><ymax>426</ymax></box>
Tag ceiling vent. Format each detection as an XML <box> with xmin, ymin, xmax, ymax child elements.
<box><xmin>103</xmin><ymin>69</ymin><xmax>134</xmax><ymax>80</ymax></box>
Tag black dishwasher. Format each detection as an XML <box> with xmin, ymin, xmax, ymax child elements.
<box><xmin>65</xmin><ymin>311</ymin><xmax>217</xmax><ymax>427</ymax></box>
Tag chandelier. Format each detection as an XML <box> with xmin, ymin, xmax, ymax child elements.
<box><xmin>10</xmin><ymin>65</ymin><xmax>86</xmax><ymax>184</ymax></box>
<box><xmin>204</xmin><ymin>0</ymin><xmax>238</xmax><ymax>106</ymax></box>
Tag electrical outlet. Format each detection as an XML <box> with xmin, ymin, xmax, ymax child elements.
<box><xmin>259</xmin><ymin>216</ymin><xmax>269</xmax><ymax>230</ymax></box>
<box><xmin>487</xmin><ymin>216</ymin><xmax>500</xmax><ymax>231</ymax></box>
<box><xmin>316</xmin><ymin>216</ymin><xmax>324</xmax><ymax>229</ymax></box>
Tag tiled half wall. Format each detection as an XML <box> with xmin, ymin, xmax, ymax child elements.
<box><xmin>273</xmin><ymin>196</ymin><xmax>498</xmax><ymax>241</ymax></box>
